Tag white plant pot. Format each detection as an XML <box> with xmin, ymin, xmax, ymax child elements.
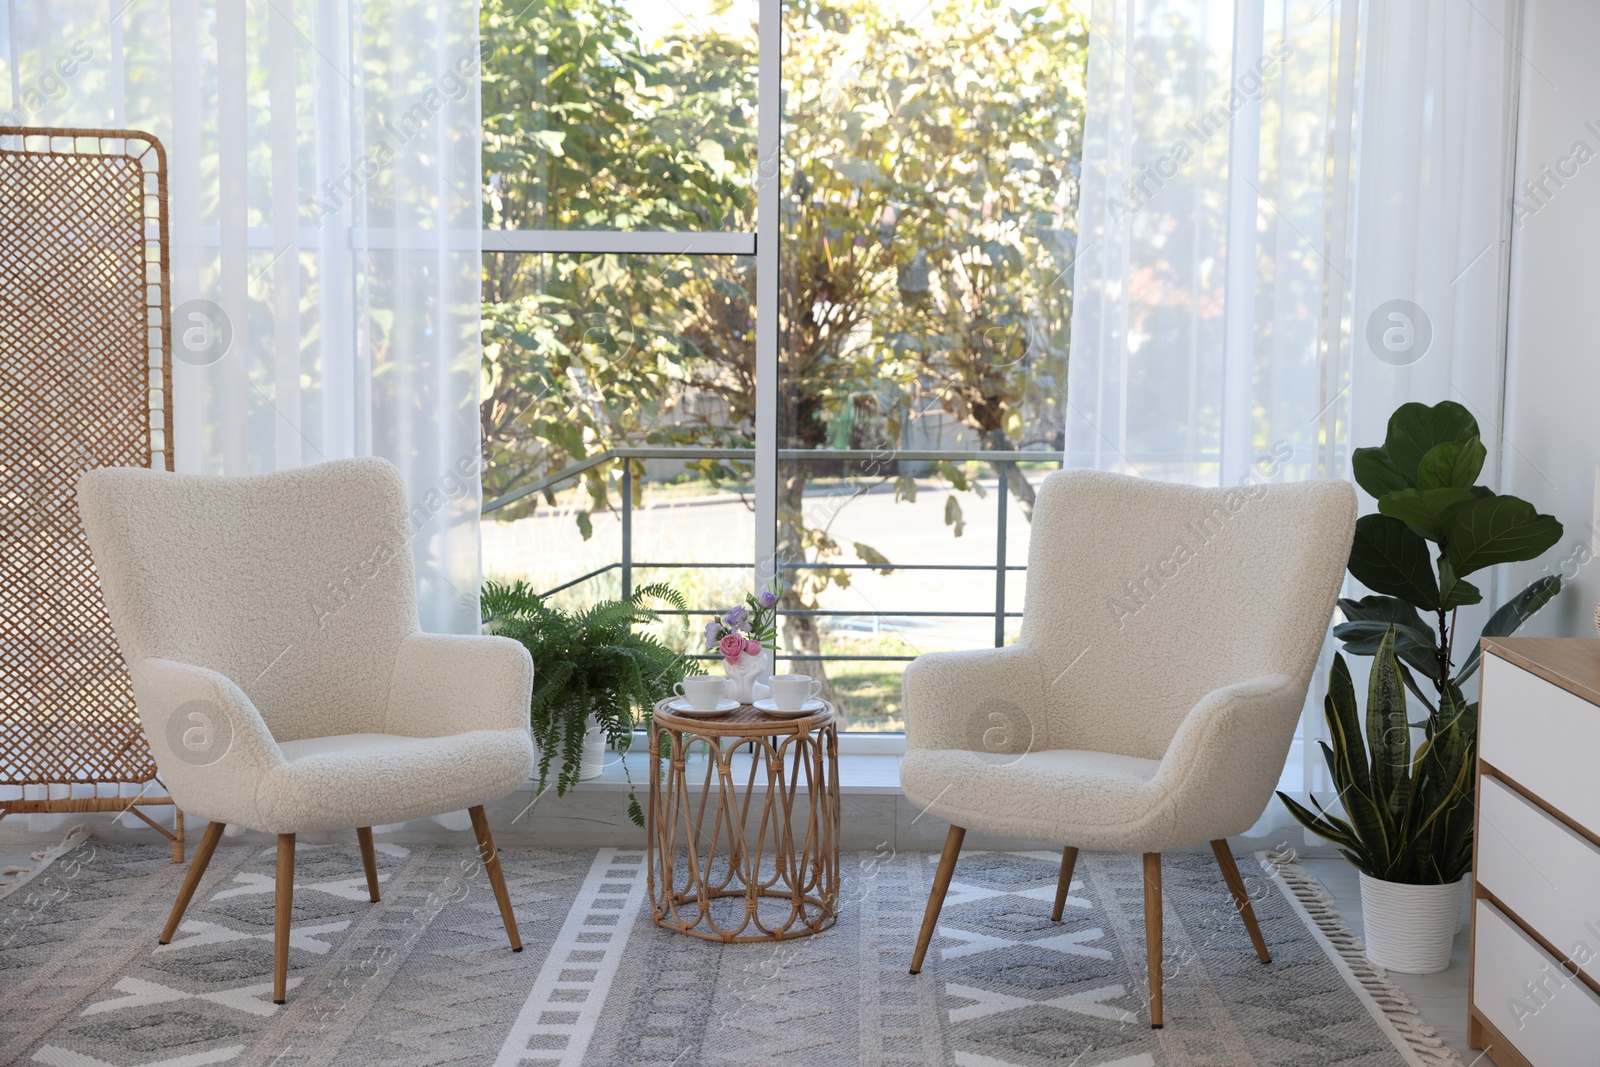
<box><xmin>578</xmin><ymin>723</ymin><xmax>605</xmax><ymax>781</ymax></box>
<box><xmin>534</xmin><ymin>718</ymin><xmax>607</xmax><ymax>784</ymax></box>
<box><xmin>1358</xmin><ymin>872</ymin><xmax>1464</xmax><ymax>974</ymax></box>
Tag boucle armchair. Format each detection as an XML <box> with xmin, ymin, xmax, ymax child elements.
<box><xmin>901</xmin><ymin>469</ymin><xmax>1355</xmax><ymax>1028</ymax></box>
<box><xmin>76</xmin><ymin>457</ymin><xmax>535</xmax><ymax>1004</ymax></box>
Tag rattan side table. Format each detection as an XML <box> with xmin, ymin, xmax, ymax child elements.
<box><xmin>646</xmin><ymin>698</ymin><xmax>840</xmax><ymax>942</ymax></box>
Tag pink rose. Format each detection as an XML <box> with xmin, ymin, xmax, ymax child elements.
<box><xmin>718</xmin><ymin>633</ymin><xmax>746</xmax><ymax>662</ymax></box>
<box><xmin>743</xmin><ymin>638</ymin><xmax>761</xmax><ymax>655</ymax></box>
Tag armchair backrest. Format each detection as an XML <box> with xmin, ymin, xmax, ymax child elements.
<box><xmin>1022</xmin><ymin>470</ymin><xmax>1355</xmax><ymax>760</ymax></box>
<box><xmin>77</xmin><ymin>458</ymin><xmax>419</xmax><ymax>742</ymax></box>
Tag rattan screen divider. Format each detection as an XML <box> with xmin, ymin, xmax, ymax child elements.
<box><xmin>1</xmin><ymin>127</ymin><xmax>184</xmax><ymax>862</ymax></box>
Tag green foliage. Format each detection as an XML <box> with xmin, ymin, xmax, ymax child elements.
<box><xmin>478</xmin><ymin>0</ymin><xmax>1089</xmax><ymax>704</ymax></box>
<box><xmin>1278</xmin><ymin>632</ymin><xmax>1474</xmax><ymax>883</ymax></box>
<box><xmin>482</xmin><ymin>580</ymin><xmax>700</xmax><ymax>824</ymax></box>
<box><xmin>1282</xmin><ymin>401</ymin><xmax>1564</xmax><ymax>884</ymax></box>
<box><xmin>1341</xmin><ymin>401</ymin><xmax>1562</xmax><ymax>706</ymax></box>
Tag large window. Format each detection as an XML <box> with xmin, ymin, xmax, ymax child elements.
<box><xmin>479</xmin><ymin>0</ymin><xmax>1089</xmax><ymax>735</ymax></box>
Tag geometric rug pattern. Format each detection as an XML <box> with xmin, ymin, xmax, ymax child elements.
<box><xmin>0</xmin><ymin>837</ymin><xmax>1437</xmax><ymax>1065</ymax></box>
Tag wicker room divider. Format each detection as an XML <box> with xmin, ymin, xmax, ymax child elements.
<box><xmin>0</xmin><ymin>127</ymin><xmax>184</xmax><ymax>861</ymax></box>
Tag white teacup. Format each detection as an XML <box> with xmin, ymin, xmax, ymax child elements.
<box><xmin>767</xmin><ymin>674</ymin><xmax>822</xmax><ymax>711</ymax></box>
<box><xmin>675</xmin><ymin>676</ymin><xmax>726</xmax><ymax>711</ymax></box>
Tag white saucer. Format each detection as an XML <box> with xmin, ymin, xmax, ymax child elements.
<box><xmin>752</xmin><ymin>698</ymin><xmax>826</xmax><ymax>717</ymax></box>
<box><xmin>665</xmin><ymin>697</ymin><xmax>740</xmax><ymax>716</ymax></box>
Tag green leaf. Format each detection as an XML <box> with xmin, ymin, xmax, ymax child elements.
<box><xmin>1351</xmin><ymin>446</ymin><xmax>1413</xmax><ymax>498</ymax></box>
<box><xmin>894</xmin><ymin>474</ymin><xmax>918</xmax><ymax>503</ymax></box>
<box><xmin>1416</xmin><ymin>437</ymin><xmax>1486</xmax><ymax>491</ymax></box>
<box><xmin>1331</xmin><ymin>598</ymin><xmax>1433</xmax><ymax>646</ymax></box>
<box><xmin>1366</xmin><ymin>629</ymin><xmax>1412</xmax><ymax>824</ymax></box>
<box><xmin>1444</xmin><ymin>495</ymin><xmax>1564</xmax><ymax>576</ymax></box>
<box><xmin>1437</xmin><ymin>556</ymin><xmax>1482</xmax><ymax>609</ymax></box>
<box><xmin>944</xmin><ymin>495</ymin><xmax>965</xmax><ymax>537</ymax></box>
<box><xmin>1277</xmin><ymin>791</ymin><xmax>1368</xmax><ymax>865</ymax></box>
<box><xmin>1383</xmin><ymin>401</ymin><xmax>1480</xmax><ymax>484</ymax></box>
<box><xmin>854</xmin><ymin>542</ymin><xmax>894</xmax><ymax>573</ymax></box>
<box><xmin>1324</xmin><ymin>655</ymin><xmax>1373</xmax><ymax>801</ymax></box>
<box><xmin>1377</xmin><ymin>487</ymin><xmax>1475</xmax><ymax>541</ymax></box>
<box><xmin>1348</xmin><ymin>514</ymin><xmax>1441</xmax><ymax>610</ymax></box>
<box><xmin>1333</xmin><ymin>595</ymin><xmax>1442</xmax><ymax>680</ymax></box>
<box><xmin>1457</xmin><ymin>575</ymin><xmax>1563</xmax><ymax>682</ymax></box>
<box><xmin>575</xmin><ymin>510</ymin><xmax>593</xmax><ymax>541</ymax></box>
<box><xmin>1397</xmin><ymin>662</ymin><xmax>1440</xmax><ymax>714</ymax></box>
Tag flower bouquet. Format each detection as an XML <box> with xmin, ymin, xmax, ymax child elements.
<box><xmin>705</xmin><ymin>588</ymin><xmax>780</xmax><ymax>702</ymax></box>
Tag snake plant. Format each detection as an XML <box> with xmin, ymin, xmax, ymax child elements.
<box><xmin>1280</xmin><ymin>629</ymin><xmax>1476</xmax><ymax>883</ymax></box>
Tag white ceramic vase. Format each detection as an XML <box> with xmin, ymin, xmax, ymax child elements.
<box><xmin>1358</xmin><ymin>872</ymin><xmax>1464</xmax><ymax>974</ymax></box>
<box><xmin>722</xmin><ymin>650</ymin><xmax>773</xmax><ymax>704</ymax></box>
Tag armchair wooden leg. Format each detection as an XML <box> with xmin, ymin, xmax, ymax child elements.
<box><xmin>1051</xmin><ymin>846</ymin><xmax>1079</xmax><ymax>922</ymax></box>
<box><xmin>1144</xmin><ymin>851</ymin><xmax>1163</xmax><ymax>1029</ymax></box>
<box><xmin>160</xmin><ymin>820</ymin><xmax>225</xmax><ymax>944</ymax></box>
<box><xmin>468</xmin><ymin>805</ymin><xmax>522</xmax><ymax>952</ymax></box>
<box><xmin>356</xmin><ymin>827</ymin><xmax>380</xmax><ymax>902</ymax></box>
<box><xmin>910</xmin><ymin>825</ymin><xmax>965</xmax><ymax>974</ymax></box>
<box><xmin>1211</xmin><ymin>839</ymin><xmax>1271</xmax><ymax>963</ymax></box>
<box><xmin>274</xmin><ymin>834</ymin><xmax>295</xmax><ymax>1005</ymax></box>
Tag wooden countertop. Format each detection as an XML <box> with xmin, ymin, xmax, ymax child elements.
<box><xmin>1480</xmin><ymin>636</ymin><xmax>1600</xmax><ymax>707</ymax></box>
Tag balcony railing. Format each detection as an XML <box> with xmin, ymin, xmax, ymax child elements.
<box><xmin>482</xmin><ymin>447</ymin><xmax>1057</xmax><ymax>662</ymax></box>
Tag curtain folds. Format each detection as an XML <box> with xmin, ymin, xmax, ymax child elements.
<box><xmin>1067</xmin><ymin>0</ymin><xmax>1523</xmax><ymax>796</ymax></box>
<box><xmin>2</xmin><ymin>0</ymin><xmax>484</xmax><ymax>636</ymax></box>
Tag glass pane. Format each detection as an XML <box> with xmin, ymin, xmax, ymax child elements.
<box><xmin>482</xmin><ymin>455</ymin><xmax>756</xmax><ymax>661</ymax></box>
<box><xmin>481</xmin><ymin>0</ymin><xmax>757</xmax><ymax>231</ymax></box>
<box><xmin>480</xmin><ymin>248</ymin><xmax>757</xmax><ymax>647</ymax></box>
<box><xmin>776</xmin><ymin>0</ymin><xmax>1089</xmax><ymax>732</ymax></box>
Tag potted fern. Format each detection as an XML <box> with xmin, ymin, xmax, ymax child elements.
<box><xmin>1278</xmin><ymin>400</ymin><xmax>1562</xmax><ymax>973</ymax></box>
<box><xmin>481</xmin><ymin>580</ymin><xmax>698</xmax><ymax>825</ymax></box>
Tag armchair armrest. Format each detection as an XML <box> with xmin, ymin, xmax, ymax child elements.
<box><xmin>902</xmin><ymin>645</ymin><xmax>1048</xmax><ymax>753</ymax></box>
<box><xmin>384</xmin><ymin>632</ymin><xmax>533</xmax><ymax>738</ymax></box>
<box><xmin>1151</xmin><ymin>673</ymin><xmax>1306</xmax><ymax>840</ymax></box>
<box><xmin>129</xmin><ymin>658</ymin><xmax>288</xmax><ymax>828</ymax></box>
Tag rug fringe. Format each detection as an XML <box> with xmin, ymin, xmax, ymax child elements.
<box><xmin>0</xmin><ymin>823</ymin><xmax>91</xmax><ymax>902</ymax></box>
<box><xmin>1263</xmin><ymin>848</ymin><xmax>1463</xmax><ymax>1067</ymax></box>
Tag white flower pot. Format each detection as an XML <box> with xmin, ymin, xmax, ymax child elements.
<box><xmin>534</xmin><ymin>718</ymin><xmax>607</xmax><ymax>784</ymax></box>
<box><xmin>1358</xmin><ymin>872</ymin><xmax>1464</xmax><ymax>974</ymax></box>
<box><xmin>578</xmin><ymin>722</ymin><xmax>606</xmax><ymax>781</ymax></box>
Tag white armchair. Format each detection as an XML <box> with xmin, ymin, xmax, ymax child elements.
<box><xmin>77</xmin><ymin>457</ymin><xmax>535</xmax><ymax>1004</ymax></box>
<box><xmin>901</xmin><ymin>469</ymin><xmax>1355</xmax><ymax>1028</ymax></box>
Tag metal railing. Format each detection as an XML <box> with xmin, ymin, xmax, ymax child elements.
<box><xmin>483</xmin><ymin>446</ymin><xmax>1061</xmax><ymax>661</ymax></box>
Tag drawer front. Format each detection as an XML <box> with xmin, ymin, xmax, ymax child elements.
<box><xmin>1478</xmin><ymin>775</ymin><xmax>1600</xmax><ymax>984</ymax></box>
<box><xmin>1474</xmin><ymin>899</ymin><xmax>1600</xmax><ymax>1065</ymax></box>
<box><xmin>1481</xmin><ymin>654</ymin><xmax>1600</xmax><ymax>830</ymax></box>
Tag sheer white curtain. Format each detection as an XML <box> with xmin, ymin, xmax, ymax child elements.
<box><xmin>4</xmin><ymin>1</ymin><xmax>484</xmax><ymax>832</ymax></box>
<box><xmin>2</xmin><ymin>0</ymin><xmax>483</xmax><ymax>635</ymax></box>
<box><xmin>1067</xmin><ymin>0</ymin><xmax>1522</xmax><ymax>797</ymax></box>
<box><xmin>1347</xmin><ymin>0</ymin><xmax>1522</xmax><ymax>514</ymax></box>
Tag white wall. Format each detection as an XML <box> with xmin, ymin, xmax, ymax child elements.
<box><xmin>1500</xmin><ymin>0</ymin><xmax>1600</xmax><ymax>635</ymax></box>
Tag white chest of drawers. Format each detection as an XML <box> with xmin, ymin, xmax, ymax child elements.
<box><xmin>1471</xmin><ymin>638</ymin><xmax>1600</xmax><ymax>1067</ymax></box>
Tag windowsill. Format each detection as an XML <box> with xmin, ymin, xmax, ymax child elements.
<box><xmin>567</xmin><ymin>749</ymin><xmax>903</xmax><ymax>795</ymax></box>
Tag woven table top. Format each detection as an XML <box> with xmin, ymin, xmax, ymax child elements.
<box><xmin>651</xmin><ymin>701</ymin><xmax>835</xmax><ymax>734</ymax></box>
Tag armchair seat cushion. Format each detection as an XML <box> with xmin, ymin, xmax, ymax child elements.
<box><xmin>261</xmin><ymin>730</ymin><xmax>534</xmax><ymax>834</ymax></box>
<box><xmin>901</xmin><ymin>747</ymin><xmax>1187</xmax><ymax>852</ymax></box>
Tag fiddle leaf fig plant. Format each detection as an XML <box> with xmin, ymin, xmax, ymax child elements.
<box><xmin>1339</xmin><ymin>400</ymin><xmax>1562</xmax><ymax>714</ymax></box>
<box><xmin>1278</xmin><ymin>400</ymin><xmax>1564</xmax><ymax>884</ymax></box>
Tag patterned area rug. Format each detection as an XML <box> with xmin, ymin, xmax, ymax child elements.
<box><xmin>0</xmin><ymin>835</ymin><xmax>1460</xmax><ymax>1066</ymax></box>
